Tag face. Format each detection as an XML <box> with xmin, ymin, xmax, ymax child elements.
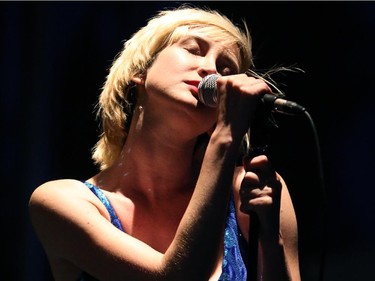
<box><xmin>135</xmin><ymin>28</ymin><xmax>241</xmax><ymax>134</ymax></box>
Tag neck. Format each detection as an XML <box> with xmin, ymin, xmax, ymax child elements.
<box><xmin>93</xmin><ymin>106</ymin><xmax>205</xmax><ymax>201</ymax></box>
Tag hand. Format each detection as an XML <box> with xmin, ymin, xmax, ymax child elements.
<box><xmin>239</xmin><ymin>154</ymin><xmax>282</xmax><ymax>234</ymax></box>
<box><xmin>214</xmin><ymin>74</ymin><xmax>272</xmax><ymax>141</ymax></box>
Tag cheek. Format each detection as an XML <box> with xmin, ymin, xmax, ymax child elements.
<box><xmin>152</xmin><ymin>47</ymin><xmax>192</xmax><ymax>73</ymax></box>
<box><xmin>145</xmin><ymin>49</ymin><xmax>193</xmax><ymax>90</ymax></box>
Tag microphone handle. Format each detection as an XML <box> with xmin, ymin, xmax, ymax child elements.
<box><xmin>246</xmin><ymin>99</ymin><xmax>272</xmax><ymax>281</ymax></box>
<box><xmin>247</xmin><ymin>144</ymin><xmax>267</xmax><ymax>281</ymax></box>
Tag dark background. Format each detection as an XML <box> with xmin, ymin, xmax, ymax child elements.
<box><xmin>1</xmin><ymin>1</ymin><xmax>374</xmax><ymax>281</ymax></box>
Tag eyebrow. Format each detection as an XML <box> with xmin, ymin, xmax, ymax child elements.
<box><xmin>180</xmin><ymin>34</ymin><xmax>240</xmax><ymax>73</ymax></box>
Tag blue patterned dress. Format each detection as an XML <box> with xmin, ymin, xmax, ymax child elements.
<box><xmin>79</xmin><ymin>182</ymin><xmax>247</xmax><ymax>281</ymax></box>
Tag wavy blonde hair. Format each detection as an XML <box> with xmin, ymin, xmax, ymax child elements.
<box><xmin>92</xmin><ymin>5</ymin><xmax>253</xmax><ymax>170</ymax></box>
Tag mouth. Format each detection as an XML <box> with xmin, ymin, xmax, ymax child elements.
<box><xmin>185</xmin><ymin>80</ymin><xmax>200</xmax><ymax>96</ymax></box>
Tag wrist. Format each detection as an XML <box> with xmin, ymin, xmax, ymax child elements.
<box><xmin>209</xmin><ymin>125</ymin><xmax>243</xmax><ymax>154</ymax></box>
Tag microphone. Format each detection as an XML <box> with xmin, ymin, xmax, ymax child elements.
<box><xmin>198</xmin><ymin>74</ymin><xmax>306</xmax><ymax>115</ymax></box>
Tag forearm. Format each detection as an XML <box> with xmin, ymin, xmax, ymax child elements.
<box><xmin>162</xmin><ymin>129</ymin><xmax>241</xmax><ymax>280</ymax></box>
<box><xmin>259</xmin><ymin>231</ymin><xmax>290</xmax><ymax>281</ymax></box>
<box><xmin>258</xmin><ymin>193</ymin><xmax>299</xmax><ymax>281</ymax></box>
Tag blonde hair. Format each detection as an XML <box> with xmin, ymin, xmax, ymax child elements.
<box><xmin>92</xmin><ymin>5</ymin><xmax>253</xmax><ymax>170</ymax></box>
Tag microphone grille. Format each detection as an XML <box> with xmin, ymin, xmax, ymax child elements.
<box><xmin>198</xmin><ymin>74</ymin><xmax>219</xmax><ymax>108</ymax></box>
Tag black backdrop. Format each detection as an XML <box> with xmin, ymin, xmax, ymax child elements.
<box><xmin>1</xmin><ymin>1</ymin><xmax>375</xmax><ymax>281</ymax></box>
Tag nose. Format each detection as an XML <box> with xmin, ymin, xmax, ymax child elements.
<box><xmin>197</xmin><ymin>56</ymin><xmax>217</xmax><ymax>77</ymax></box>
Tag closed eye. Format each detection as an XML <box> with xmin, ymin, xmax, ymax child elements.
<box><xmin>180</xmin><ymin>37</ymin><xmax>207</xmax><ymax>57</ymax></box>
<box><xmin>184</xmin><ymin>45</ymin><xmax>202</xmax><ymax>56</ymax></box>
<box><xmin>218</xmin><ymin>67</ymin><xmax>232</xmax><ymax>76</ymax></box>
<box><xmin>178</xmin><ymin>34</ymin><xmax>239</xmax><ymax>74</ymax></box>
<box><xmin>217</xmin><ymin>60</ymin><xmax>237</xmax><ymax>76</ymax></box>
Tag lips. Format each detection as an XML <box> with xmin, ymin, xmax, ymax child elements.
<box><xmin>185</xmin><ymin>80</ymin><xmax>200</xmax><ymax>87</ymax></box>
<box><xmin>185</xmin><ymin>80</ymin><xmax>200</xmax><ymax>96</ymax></box>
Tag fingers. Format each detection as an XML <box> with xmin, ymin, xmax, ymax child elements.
<box><xmin>212</xmin><ymin>74</ymin><xmax>273</xmax><ymax>142</ymax></box>
<box><xmin>216</xmin><ymin>74</ymin><xmax>272</xmax><ymax>98</ymax></box>
<box><xmin>215</xmin><ymin>74</ymin><xmax>273</xmax><ymax>118</ymax></box>
<box><xmin>243</xmin><ymin>154</ymin><xmax>275</xmax><ymax>179</ymax></box>
<box><xmin>239</xmin><ymin>174</ymin><xmax>281</xmax><ymax>213</ymax></box>
<box><xmin>239</xmin><ymin>155</ymin><xmax>282</xmax><ymax>215</ymax></box>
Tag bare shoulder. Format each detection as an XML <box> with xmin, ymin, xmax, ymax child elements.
<box><xmin>29</xmin><ymin>179</ymin><xmax>108</xmax><ymax>234</ymax></box>
<box><xmin>29</xmin><ymin>179</ymin><xmax>93</xmax><ymax>212</ymax></box>
<box><xmin>30</xmin><ymin>178</ymin><xmax>85</xmax><ymax>197</ymax></box>
<box><xmin>28</xmin><ymin>179</ymin><xmax>114</xmax><ymax>260</ymax></box>
<box><xmin>28</xmin><ymin>178</ymin><xmax>109</xmax><ymax>219</ymax></box>
<box><xmin>28</xmin><ymin>179</ymin><xmax>163</xmax><ymax>280</ymax></box>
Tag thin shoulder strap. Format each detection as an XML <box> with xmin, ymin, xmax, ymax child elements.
<box><xmin>83</xmin><ymin>181</ymin><xmax>125</xmax><ymax>232</ymax></box>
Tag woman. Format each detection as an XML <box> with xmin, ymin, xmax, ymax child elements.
<box><xmin>29</xmin><ymin>5</ymin><xmax>300</xmax><ymax>281</ymax></box>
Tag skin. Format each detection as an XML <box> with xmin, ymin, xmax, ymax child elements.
<box><xmin>29</xmin><ymin>29</ymin><xmax>300</xmax><ymax>281</ymax></box>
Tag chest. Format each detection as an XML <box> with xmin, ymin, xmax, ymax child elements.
<box><xmin>103</xmin><ymin>190</ymin><xmax>192</xmax><ymax>252</ymax></box>
<box><xmin>101</xmin><ymin>190</ymin><xmax>246</xmax><ymax>280</ymax></box>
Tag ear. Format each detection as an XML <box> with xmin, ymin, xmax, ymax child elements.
<box><xmin>131</xmin><ymin>74</ymin><xmax>145</xmax><ymax>85</ymax></box>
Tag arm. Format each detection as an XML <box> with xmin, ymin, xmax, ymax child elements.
<box><xmin>29</xmin><ymin>133</ymin><xmax>240</xmax><ymax>281</ymax></box>
<box><xmin>233</xmin><ymin>156</ymin><xmax>300</xmax><ymax>281</ymax></box>
<box><xmin>29</xmin><ymin>74</ymin><xmax>270</xmax><ymax>281</ymax></box>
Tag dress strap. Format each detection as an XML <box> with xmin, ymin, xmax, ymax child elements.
<box><xmin>83</xmin><ymin>181</ymin><xmax>124</xmax><ymax>232</ymax></box>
